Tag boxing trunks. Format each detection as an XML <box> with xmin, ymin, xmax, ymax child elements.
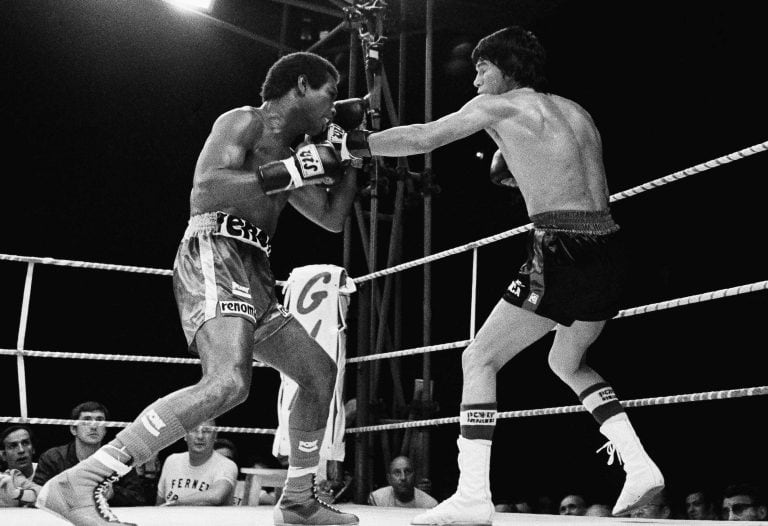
<box><xmin>502</xmin><ymin>209</ymin><xmax>626</xmax><ymax>326</ymax></box>
<box><xmin>173</xmin><ymin>211</ymin><xmax>291</xmax><ymax>353</ymax></box>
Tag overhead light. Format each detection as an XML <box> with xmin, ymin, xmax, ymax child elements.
<box><xmin>164</xmin><ymin>0</ymin><xmax>214</xmax><ymax>12</ymax></box>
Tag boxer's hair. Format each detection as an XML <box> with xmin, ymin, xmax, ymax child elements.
<box><xmin>261</xmin><ymin>51</ymin><xmax>339</xmax><ymax>101</ymax></box>
<box><xmin>471</xmin><ymin>26</ymin><xmax>547</xmax><ymax>92</ymax></box>
<box><xmin>70</xmin><ymin>400</ymin><xmax>110</xmax><ymax>420</ymax></box>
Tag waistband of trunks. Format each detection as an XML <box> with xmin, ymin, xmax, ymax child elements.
<box><xmin>183</xmin><ymin>211</ymin><xmax>271</xmax><ymax>256</ymax></box>
<box><xmin>530</xmin><ymin>209</ymin><xmax>620</xmax><ymax>235</ymax></box>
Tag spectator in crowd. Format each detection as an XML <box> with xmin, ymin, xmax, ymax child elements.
<box><xmin>368</xmin><ymin>455</ymin><xmax>438</xmax><ymax>508</ymax></box>
<box><xmin>33</xmin><ymin>401</ymin><xmax>145</xmax><ymax>506</ymax></box>
<box><xmin>629</xmin><ymin>489</ymin><xmax>672</xmax><ymax>519</ymax></box>
<box><xmin>0</xmin><ymin>425</ymin><xmax>41</xmax><ymax>507</ymax></box>
<box><xmin>559</xmin><ymin>494</ymin><xmax>587</xmax><ymax>516</ymax></box>
<box><xmin>685</xmin><ymin>489</ymin><xmax>720</xmax><ymax>520</ymax></box>
<box><xmin>535</xmin><ymin>494</ymin><xmax>557</xmax><ymax>514</ymax></box>
<box><xmin>213</xmin><ymin>437</ymin><xmax>255</xmax><ymax>506</ymax></box>
<box><xmin>585</xmin><ymin>503</ymin><xmax>613</xmax><ymax>517</ymax></box>
<box><xmin>721</xmin><ymin>483</ymin><xmax>767</xmax><ymax>521</ymax></box>
<box><xmin>494</xmin><ymin>503</ymin><xmax>513</xmax><ymax>512</ymax></box>
<box><xmin>156</xmin><ymin>419</ymin><xmax>237</xmax><ymax>506</ymax></box>
<box><xmin>134</xmin><ymin>453</ymin><xmax>162</xmax><ymax>506</ymax></box>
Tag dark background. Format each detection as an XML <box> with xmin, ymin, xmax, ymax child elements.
<box><xmin>1</xmin><ymin>0</ymin><xmax>766</xmax><ymax>512</ymax></box>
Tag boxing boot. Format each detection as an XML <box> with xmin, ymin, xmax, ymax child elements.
<box><xmin>36</xmin><ymin>449</ymin><xmax>136</xmax><ymax>526</ymax></box>
<box><xmin>273</xmin><ymin>473</ymin><xmax>359</xmax><ymax>526</ymax></box>
<box><xmin>598</xmin><ymin>415</ymin><xmax>664</xmax><ymax>516</ymax></box>
<box><xmin>411</xmin><ymin>437</ymin><xmax>494</xmax><ymax>526</ymax></box>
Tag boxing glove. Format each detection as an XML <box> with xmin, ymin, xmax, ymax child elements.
<box><xmin>333</xmin><ymin>97</ymin><xmax>368</xmax><ymax>131</ymax></box>
<box><xmin>258</xmin><ymin>142</ymin><xmax>343</xmax><ymax>195</ymax></box>
<box><xmin>489</xmin><ymin>149</ymin><xmax>517</xmax><ymax>187</ymax></box>
<box><xmin>322</xmin><ymin>124</ymin><xmax>372</xmax><ymax>162</ymax></box>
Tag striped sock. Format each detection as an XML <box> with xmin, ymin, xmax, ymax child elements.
<box><xmin>578</xmin><ymin>382</ymin><xmax>625</xmax><ymax>425</ymax></box>
<box><xmin>285</xmin><ymin>427</ymin><xmax>325</xmax><ymax>491</ymax></box>
<box><xmin>112</xmin><ymin>398</ymin><xmax>187</xmax><ymax>466</ymax></box>
<box><xmin>460</xmin><ymin>403</ymin><xmax>497</xmax><ymax>441</ymax></box>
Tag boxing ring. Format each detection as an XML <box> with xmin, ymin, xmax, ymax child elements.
<box><xmin>2</xmin><ymin>141</ymin><xmax>767</xmax><ymax>526</ymax></box>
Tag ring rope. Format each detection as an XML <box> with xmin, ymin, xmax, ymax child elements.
<box><xmin>347</xmin><ymin>279</ymin><xmax>767</xmax><ymax>364</ymax></box>
<box><xmin>4</xmin><ymin>385</ymin><xmax>765</xmax><ymax>436</ymax></box>
<box><xmin>346</xmin><ymin>385</ymin><xmax>768</xmax><ymax>434</ymax></box>
<box><xmin>0</xmin><ymin>348</ymin><xmax>270</xmax><ymax>367</ymax></box>
<box><xmin>352</xmin><ymin>139</ymin><xmax>768</xmax><ymax>283</ymax></box>
<box><xmin>0</xmin><ymin>417</ymin><xmax>276</xmax><ymax>435</ymax></box>
<box><xmin>1</xmin><ymin>140</ymin><xmax>765</xmax><ymax>283</ymax></box>
<box><xmin>1</xmin><ymin>279</ymin><xmax>763</xmax><ymax>366</ymax></box>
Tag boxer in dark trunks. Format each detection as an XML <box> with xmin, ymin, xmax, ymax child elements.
<box><xmin>37</xmin><ymin>52</ymin><xmax>360</xmax><ymax>526</ymax></box>
<box><xmin>346</xmin><ymin>26</ymin><xmax>664</xmax><ymax>524</ymax></box>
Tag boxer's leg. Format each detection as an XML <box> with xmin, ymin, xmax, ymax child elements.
<box><xmin>37</xmin><ymin>317</ymin><xmax>254</xmax><ymax>526</ymax></box>
<box><xmin>548</xmin><ymin>320</ymin><xmax>664</xmax><ymax>517</ymax></box>
<box><xmin>413</xmin><ymin>301</ymin><xmax>555</xmax><ymax>526</ymax></box>
<box><xmin>253</xmin><ymin>317</ymin><xmax>358</xmax><ymax>525</ymax></box>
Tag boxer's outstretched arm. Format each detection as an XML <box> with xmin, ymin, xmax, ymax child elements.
<box><xmin>368</xmin><ymin>94</ymin><xmax>511</xmax><ymax>157</ymax></box>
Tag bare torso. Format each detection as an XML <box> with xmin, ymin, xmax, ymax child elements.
<box><xmin>486</xmin><ymin>90</ymin><xmax>610</xmax><ymax>216</ymax></box>
<box><xmin>188</xmin><ymin>106</ymin><xmax>292</xmax><ymax>237</ymax></box>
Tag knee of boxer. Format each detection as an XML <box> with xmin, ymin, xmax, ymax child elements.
<box><xmin>546</xmin><ymin>349</ymin><xmax>583</xmax><ymax>381</ymax></box>
<box><xmin>461</xmin><ymin>343</ymin><xmax>502</xmax><ymax>376</ymax></box>
<box><xmin>200</xmin><ymin>368</ymin><xmax>251</xmax><ymax>408</ymax></box>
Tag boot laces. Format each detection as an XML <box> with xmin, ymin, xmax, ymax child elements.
<box><xmin>311</xmin><ymin>475</ymin><xmax>345</xmax><ymax>514</ymax></box>
<box><xmin>93</xmin><ymin>472</ymin><xmax>121</xmax><ymax>522</ymax></box>
<box><xmin>596</xmin><ymin>441</ymin><xmax>623</xmax><ymax>466</ymax></box>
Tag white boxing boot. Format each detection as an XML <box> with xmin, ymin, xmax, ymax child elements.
<box><xmin>411</xmin><ymin>437</ymin><xmax>494</xmax><ymax>526</ymax></box>
<box><xmin>598</xmin><ymin>415</ymin><xmax>664</xmax><ymax>517</ymax></box>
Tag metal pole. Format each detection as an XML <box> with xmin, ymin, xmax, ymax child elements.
<box><xmin>420</xmin><ymin>0</ymin><xmax>434</xmax><ymax>480</ymax></box>
<box><xmin>470</xmin><ymin>248</ymin><xmax>479</xmax><ymax>339</ymax></box>
<box><xmin>16</xmin><ymin>262</ymin><xmax>35</xmax><ymax>418</ymax></box>
<box><xmin>344</xmin><ymin>29</ymin><xmax>358</xmax><ymax>273</ymax></box>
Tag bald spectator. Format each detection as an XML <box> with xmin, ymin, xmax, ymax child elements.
<box><xmin>722</xmin><ymin>483</ymin><xmax>767</xmax><ymax>521</ymax></box>
<box><xmin>156</xmin><ymin>419</ymin><xmax>237</xmax><ymax>506</ymax></box>
<box><xmin>368</xmin><ymin>456</ymin><xmax>438</xmax><ymax>508</ymax></box>
<box><xmin>630</xmin><ymin>489</ymin><xmax>671</xmax><ymax>519</ymax></box>
<box><xmin>559</xmin><ymin>494</ymin><xmax>587</xmax><ymax>516</ymax></box>
<box><xmin>586</xmin><ymin>503</ymin><xmax>612</xmax><ymax>517</ymax></box>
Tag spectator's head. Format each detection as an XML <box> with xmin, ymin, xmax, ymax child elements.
<box><xmin>494</xmin><ymin>503</ymin><xmax>513</xmax><ymax>512</ymax></box>
<box><xmin>559</xmin><ymin>494</ymin><xmax>587</xmax><ymax>516</ymax></box>
<box><xmin>722</xmin><ymin>483</ymin><xmax>767</xmax><ymax>521</ymax></box>
<box><xmin>185</xmin><ymin>419</ymin><xmax>217</xmax><ymax>460</ymax></box>
<box><xmin>0</xmin><ymin>425</ymin><xmax>35</xmax><ymax>477</ymax></box>
<box><xmin>70</xmin><ymin>401</ymin><xmax>109</xmax><ymax>447</ymax></box>
<box><xmin>214</xmin><ymin>438</ymin><xmax>238</xmax><ymax>465</ymax></box>
<box><xmin>514</xmin><ymin>500</ymin><xmax>533</xmax><ymax>513</ymax></box>
<box><xmin>686</xmin><ymin>490</ymin><xmax>719</xmax><ymax>520</ymax></box>
<box><xmin>630</xmin><ymin>489</ymin><xmax>671</xmax><ymax>519</ymax></box>
<box><xmin>536</xmin><ymin>495</ymin><xmax>557</xmax><ymax>514</ymax></box>
<box><xmin>387</xmin><ymin>456</ymin><xmax>416</xmax><ymax>503</ymax></box>
<box><xmin>585</xmin><ymin>503</ymin><xmax>612</xmax><ymax>517</ymax></box>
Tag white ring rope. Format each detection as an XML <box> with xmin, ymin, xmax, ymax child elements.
<box><xmin>1</xmin><ymin>140</ymin><xmax>765</xmax><ymax>283</ymax></box>
<box><xmin>347</xmin><ymin>279</ymin><xmax>767</xmax><ymax>363</ymax></box>
<box><xmin>346</xmin><ymin>385</ymin><xmax>768</xmax><ymax>434</ymax></box>
<box><xmin>0</xmin><ymin>348</ymin><xmax>270</xmax><ymax>367</ymax></box>
<box><xmin>352</xmin><ymin>139</ymin><xmax>768</xmax><ymax>283</ymax></box>
<box><xmin>0</xmin><ymin>279</ymin><xmax>763</xmax><ymax>367</ymax></box>
<box><xmin>3</xmin><ymin>385</ymin><xmax>765</xmax><ymax>436</ymax></box>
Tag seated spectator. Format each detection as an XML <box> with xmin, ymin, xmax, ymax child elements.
<box><xmin>535</xmin><ymin>494</ymin><xmax>557</xmax><ymax>514</ymax></box>
<box><xmin>685</xmin><ymin>489</ymin><xmax>720</xmax><ymax>520</ymax></box>
<box><xmin>0</xmin><ymin>425</ymin><xmax>41</xmax><ymax>507</ymax></box>
<box><xmin>558</xmin><ymin>494</ymin><xmax>587</xmax><ymax>516</ymax></box>
<box><xmin>630</xmin><ymin>489</ymin><xmax>672</xmax><ymax>519</ymax></box>
<box><xmin>368</xmin><ymin>455</ymin><xmax>438</xmax><ymax>508</ymax></box>
<box><xmin>213</xmin><ymin>437</ymin><xmax>252</xmax><ymax>506</ymax></box>
<box><xmin>585</xmin><ymin>503</ymin><xmax>612</xmax><ymax>517</ymax></box>
<box><xmin>156</xmin><ymin>419</ymin><xmax>237</xmax><ymax>506</ymax></box>
<box><xmin>134</xmin><ymin>453</ymin><xmax>162</xmax><ymax>506</ymax></box>
<box><xmin>33</xmin><ymin>401</ymin><xmax>145</xmax><ymax>506</ymax></box>
<box><xmin>494</xmin><ymin>503</ymin><xmax>513</xmax><ymax>512</ymax></box>
<box><xmin>722</xmin><ymin>483</ymin><xmax>767</xmax><ymax>521</ymax></box>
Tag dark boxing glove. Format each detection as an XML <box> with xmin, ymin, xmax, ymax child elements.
<box><xmin>489</xmin><ymin>149</ymin><xmax>518</xmax><ymax>187</ymax></box>
<box><xmin>258</xmin><ymin>142</ymin><xmax>343</xmax><ymax>195</ymax></box>
<box><xmin>323</xmin><ymin>124</ymin><xmax>371</xmax><ymax>162</ymax></box>
<box><xmin>333</xmin><ymin>97</ymin><xmax>368</xmax><ymax>131</ymax></box>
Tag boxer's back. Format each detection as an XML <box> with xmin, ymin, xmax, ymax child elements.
<box><xmin>489</xmin><ymin>90</ymin><xmax>610</xmax><ymax>216</ymax></box>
